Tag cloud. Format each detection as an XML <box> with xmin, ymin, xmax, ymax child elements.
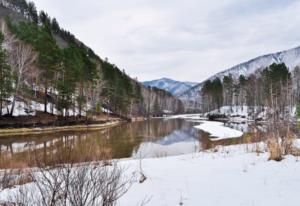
<box><xmin>33</xmin><ymin>0</ymin><xmax>300</xmax><ymax>82</ymax></box>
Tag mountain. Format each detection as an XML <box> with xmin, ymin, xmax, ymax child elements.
<box><xmin>143</xmin><ymin>78</ymin><xmax>198</xmax><ymax>96</ymax></box>
<box><xmin>180</xmin><ymin>45</ymin><xmax>300</xmax><ymax>106</ymax></box>
<box><xmin>0</xmin><ymin>0</ymin><xmax>184</xmax><ymax>120</ymax></box>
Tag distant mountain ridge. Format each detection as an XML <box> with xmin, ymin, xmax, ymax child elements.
<box><xmin>143</xmin><ymin>78</ymin><xmax>198</xmax><ymax>96</ymax></box>
<box><xmin>180</xmin><ymin>45</ymin><xmax>300</xmax><ymax>103</ymax></box>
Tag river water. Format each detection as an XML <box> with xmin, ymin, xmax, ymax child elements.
<box><xmin>0</xmin><ymin>118</ymin><xmax>289</xmax><ymax>168</ymax></box>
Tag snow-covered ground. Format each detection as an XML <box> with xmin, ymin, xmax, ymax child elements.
<box><xmin>0</xmin><ymin>113</ymin><xmax>298</xmax><ymax>206</ymax></box>
<box><xmin>166</xmin><ymin>106</ymin><xmax>263</xmax><ymax>122</ymax></box>
<box><xmin>167</xmin><ymin>114</ymin><xmax>245</xmax><ymax>141</ymax></box>
<box><xmin>0</xmin><ymin>104</ymin><xmax>297</xmax><ymax>205</ymax></box>
<box><xmin>0</xmin><ymin>142</ymin><xmax>299</xmax><ymax>206</ymax></box>
<box><xmin>206</xmin><ymin>105</ymin><xmax>297</xmax><ymax>122</ymax></box>
<box><xmin>1</xmin><ymin>99</ymin><xmax>92</xmax><ymax>117</ymax></box>
<box><xmin>166</xmin><ymin>113</ymin><xmax>206</xmax><ymax>120</ymax></box>
<box><xmin>194</xmin><ymin>121</ymin><xmax>243</xmax><ymax>141</ymax></box>
<box><xmin>117</xmin><ymin>143</ymin><xmax>300</xmax><ymax>206</ymax></box>
<box><xmin>206</xmin><ymin>106</ymin><xmax>267</xmax><ymax>122</ymax></box>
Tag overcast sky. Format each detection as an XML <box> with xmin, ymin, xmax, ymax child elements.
<box><xmin>33</xmin><ymin>0</ymin><xmax>300</xmax><ymax>82</ymax></box>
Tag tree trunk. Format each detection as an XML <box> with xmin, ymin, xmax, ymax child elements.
<box><xmin>79</xmin><ymin>81</ymin><xmax>83</xmax><ymax>116</ymax></box>
<box><xmin>0</xmin><ymin>95</ymin><xmax>2</xmax><ymax>117</ymax></box>
<box><xmin>10</xmin><ymin>77</ymin><xmax>20</xmax><ymax>116</ymax></box>
<box><xmin>10</xmin><ymin>97</ymin><xmax>15</xmax><ymax>116</ymax></box>
<box><xmin>44</xmin><ymin>73</ymin><xmax>48</xmax><ymax>113</ymax></box>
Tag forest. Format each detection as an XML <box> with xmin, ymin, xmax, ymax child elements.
<box><xmin>201</xmin><ymin>63</ymin><xmax>299</xmax><ymax>120</ymax></box>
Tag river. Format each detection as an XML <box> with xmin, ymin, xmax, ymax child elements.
<box><xmin>0</xmin><ymin>118</ymin><xmax>291</xmax><ymax>168</ymax></box>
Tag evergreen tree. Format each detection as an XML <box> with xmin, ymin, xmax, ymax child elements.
<box><xmin>223</xmin><ymin>75</ymin><xmax>233</xmax><ymax>107</ymax></box>
<box><xmin>262</xmin><ymin>63</ymin><xmax>291</xmax><ymax>106</ymax></box>
<box><xmin>0</xmin><ymin>32</ymin><xmax>13</xmax><ymax>116</ymax></box>
<box><xmin>27</xmin><ymin>1</ymin><xmax>38</xmax><ymax>24</ymax></box>
<box><xmin>51</xmin><ymin>18</ymin><xmax>60</xmax><ymax>33</ymax></box>
<box><xmin>56</xmin><ymin>46</ymin><xmax>80</xmax><ymax>115</ymax></box>
<box><xmin>39</xmin><ymin>10</ymin><xmax>51</xmax><ymax>27</ymax></box>
<box><xmin>36</xmin><ymin>26</ymin><xmax>60</xmax><ymax>113</ymax></box>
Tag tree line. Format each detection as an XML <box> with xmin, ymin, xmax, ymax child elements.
<box><xmin>201</xmin><ymin>63</ymin><xmax>298</xmax><ymax>120</ymax></box>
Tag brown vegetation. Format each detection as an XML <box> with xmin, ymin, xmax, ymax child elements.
<box><xmin>267</xmin><ymin>135</ymin><xmax>298</xmax><ymax>161</ymax></box>
<box><xmin>0</xmin><ymin>144</ymin><xmax>134</xmax><ymax>206</ymax></box>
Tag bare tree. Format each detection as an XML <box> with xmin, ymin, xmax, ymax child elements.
<box><xmin>8</xmin><ymin>42</ymin><xmax>37</xmax><ymax>115</ymax></box>
<box><xmin>1</xmin><ymin>21</ymin><xmax>38</xmax><ymax>115</ymax></box>
<box><xmin>10</xmin><ymin>145</ymin><xmax>133</xmax><ymax>206</ymax></box>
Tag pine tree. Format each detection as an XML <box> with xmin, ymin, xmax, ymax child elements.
<box><xmin>223</xmin><ymin>75</ymin><xmax>233</xmax><ymax>107</ymax></box>
<box><xmin>36</xmin><ymin>26</ymin><xmax>60</xmax><ymax>113</ymax></box>
<box><xmin>51</xmin><ymin>18</ymin><xmax>60</xmax><ymax>33</ymax></box>
<box><xmin>39</xmin><ymin>11</ymin><xmax>51</xmax><ymax>26</ymax></box>
<box><xmin>0</xmin><ymin>32</ymin><xmax>13</xmax><ymax>116</ymax></box>
<box><xmin>27</xmin><ymin>1</ymin><xmax>39</xmax><ymax>24</ymax></box>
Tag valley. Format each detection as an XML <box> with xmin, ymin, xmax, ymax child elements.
<box><xmin>0</xmin><ymin>1</ymin><xmax>300</xmax><ymax>206</ymax></box>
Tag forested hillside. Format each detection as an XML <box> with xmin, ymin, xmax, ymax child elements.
<box><xmin>0</xmin><ymin>0</ymin><xmax>183</xmax><ymax>120</ymax></box>
<box><xmin>180</xmin><ymin>45</ymin><xmax>300</xmax><ymax>116</ymax></box>
<box><xmin>201</xmin><ymin>63</ymin><xmax>299</xmax><ymax>120</ymax></box>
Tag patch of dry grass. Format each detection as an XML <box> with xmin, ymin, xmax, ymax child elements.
<box><xmin>267</xmin><ymin>138</ymin><xmax>283</xmax><ymax>161</ymax></box>
<box><xmin>267</xmin><ymin>135</ymin><xmax>298</xmax><ymax>161</ymax></box>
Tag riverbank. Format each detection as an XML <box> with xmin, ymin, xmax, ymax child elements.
<box><xmin>0</xmin><ymin>112</ymin><xmax>119</xmax><ymax>128</ymax></box>
<box><xmin>118</xmin><ymin>142</ymin><xmax>300</xmax><ymax>206</ymax></box>
<box><xmin>0</xmin><ymin>142</ymin><xmax>299</xmax><ymax>206</ymax></box>
<box><xmin>0</xmin><ymin>119</ymin><xmax>122</xmax><ymax>137</ymax></box>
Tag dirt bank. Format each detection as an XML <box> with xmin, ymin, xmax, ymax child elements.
<box><xmin>0</xmin><ymin>112</ymin><xmax>124</xmax><ymax>137</ymax></box>
<box><xmin>0</xmin><ymin>120</ymin><xmax>122</xmax><ymax>137</ymax></box>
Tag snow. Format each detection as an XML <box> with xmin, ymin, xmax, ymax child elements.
<box><xmin>206</xmin><ymin>106</ymin><xmax>269</xmax><ymax>121</ymax></box>
<box><xmin>181</xmin><ymin>45</ymin><xmax>300</xmax><ymax>105</ymax></box>
<box><xmin>0</xmin><ymin>142</ymin><xmax>300</xmax><ymax>206</ymax></box>
<box><xmin>194</xmin><ymin>121</ymin><xmax>243</xmax><ymax>141</ymax></box>
<box><xmin>167</xmin><ymin>106</ymin><xmax>268</xmax><ymax>122</ymax></box>
<box><xmin>101</xmin><ymin>107</ymin><xmax>113</xmax><ymax>114</ymax></box>
<box><xmin>117</xmin><ymin>143</ymin><xmax>300</xmax><ymax>206</ymax></box>
<box><xmin>166</xmin><ymin>114</ymin><xmax>244</xmax><ymax>141</ymax></box>
<box><xmin>143</xmin><ymin>78</ymin><xmax>197</xmax><ymax>96</ymax></box>
<box><xmin>1</xmin><ymin>98</ymin><xmax>93</xmax><ymax>117</ymax></box>
<box><xmin>208</xmin><ymin>106</ymin><xmax>249</xmax><ymax>116</ymax></box>
<box><xmin>167</xmin><ymin>113</ymin><xmax>206</xmax><ymax>120</ymax></box>
<box><xmin>1</xmin><ymin>99</ymin><xmax>59</xmax><ymax>116</ymax></box>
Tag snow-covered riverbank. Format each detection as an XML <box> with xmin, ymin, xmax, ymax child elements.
<box><xmin>167</xmin><ymin>113</ymin><xmax>245</xmax><ymax>141</ymax></box>
<box><xmin>194</xmin><ymin>121</ymin><xmax>243</xmax><ymax>141</ymax></box>
<box><xmin>118</xmin><ymin>143</ymin><xmax>300</xmax><ymax>206</ymax></box>
<box><xmin>0</xmin><ymin>142</ymin><xmax>299</xmax><ymax>206</ymax></box>
<box><xmin>0</xmin><ymin>116</ymin><xmax>298</xmax><ymax>206</ymax></box>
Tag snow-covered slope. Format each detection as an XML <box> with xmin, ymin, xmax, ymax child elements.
<box><xmin>180</xmin><ymin>45</ymin><xmax>300</xmax><ymax>102</ymax></box>
<box><xmin>143</xmin><ymin>78</ymin><xmax>198</xmax><ymax>96</ymax></box>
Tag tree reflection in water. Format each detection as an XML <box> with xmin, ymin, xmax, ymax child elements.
<box><xmin>0</xmin><ymin>119</ymin><xmax>293</xmax><ymax>168</ymax></box>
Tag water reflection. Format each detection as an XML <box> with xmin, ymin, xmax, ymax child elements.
<box><xmin>132</xmin><ymin>121</ymin><xmax>201</xmax><ymax>158</ymax></box>
<box><xmin>0</xmin><ymin>119</ymin><xmax>297</xmax><ymax>169</ymax></box>
<box><xmin>0</xmin><ymin>119</ymin><xmax>203</xmax><ymax>168</ymax></box>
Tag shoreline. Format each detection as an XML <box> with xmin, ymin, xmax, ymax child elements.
<box><xmin>0</xmin><ymin>120</ymin><xmax>122</xmax><ymax>137</ymax></box>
